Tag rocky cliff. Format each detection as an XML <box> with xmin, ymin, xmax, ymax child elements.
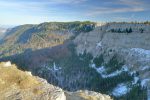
<box><xmin>0</xmin><ymin>61</ymin><xmax>112</xmax><ymax>100</ymax></box>
<box><xmin>74</xmin><ymin>22</ymin><xmax>150</xmax><ymax>99</ymax></box>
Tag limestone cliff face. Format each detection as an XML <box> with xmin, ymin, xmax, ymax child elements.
<box><xmin>0</xmin><ymin>62</ymin><xmax>112</xmax><ymax>100</ymax></box>
<box><xmin>74</xmin><ymin>23</ymin><xmax>150</xmax><ymax>56</ymax></box>
<box><xmin>74</xmin><ymin>23</ymin><xmax>150</xmax><ymax>73</ymax></box>
<box><xmin>74</xmin><ymin>22</ymin><xmax>150</xmax><ymax>99</ymax></box>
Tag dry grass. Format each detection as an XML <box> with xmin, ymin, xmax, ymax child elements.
<box><xmin>78</xmin><ymin>92</ymin><xmax>98</xmax><ymax>100</ymax></box>
<box><xmin>0</xmin><ymin>63</ymin><xmax>40</xmax><ymax>91</ymax></box>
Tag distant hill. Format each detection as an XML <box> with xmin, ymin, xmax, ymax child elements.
<box><xmin>0</xmin><ymin>21</ymin><xmax>95</xmax><ymax>57</ymax></box>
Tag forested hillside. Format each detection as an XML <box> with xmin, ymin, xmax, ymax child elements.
<box><xmin>0</xmin><ymin>21</ymin><xmax>95</xmax><ymax>57</ymax></box>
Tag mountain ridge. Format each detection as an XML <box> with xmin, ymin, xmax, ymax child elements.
<box><xmin>0</xmin><ymin>21</ymin><xmax>95</xmax><ymax>57</ymax></box>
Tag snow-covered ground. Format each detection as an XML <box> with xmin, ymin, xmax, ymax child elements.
<box><xmin>90</xmin><ymin>63</ymin><xmax>129</xmax><ymax>78</ymax></box>
<box><xmin>53</xmin><ymin>62</ymin><xmax>61</xmax><ymax>71</ymax></box>
<box><xmin>132</xmin><ymin>76</ymin><xmax>139</xmax><ymax>85</ymax></box>
<box><xmin>112</xmin><ymin>83</ymin><xmax>130</xmax><ymax>97</ymax></box>
<box><xmin>141</xmin><ymin>79</ymin><xmax>150</xmax><ymax>87</ymax></box>
<box><xmin>130</xmin><ymin>48</ymin><xmax>150</xmax><ymax>61</ymax></box>
<box><xmin>96</xmin><ymin>42</ymin><xmax>102</xmax><ymax>49</ymax></box>
<box><xmin>141</xmin><ymin>66</ymin><xmax>150</xmax><ymax>71</ymax></box>
<box><xmin>129</xmin><ymin>71</ymin><xmax>136</xmax><ymax>76</ymax></box>
<box><xmin>90</xmin><ymin>63</ymin><xmax>132</xmax><ymax>96</ymax></box>
<box><xmin>101</xmin><ymin>70</ymin><xmax>122</xmax><ymax>78</ymax></box>
<box><xmin>41</xmin><ymin>62</ymin><xmax>62</xmax><ymax>72</ymax></box>
<box><xmin>130</xmin><ymin>48</ymin><xmax>150</xmax><ymax>57</ymax></box>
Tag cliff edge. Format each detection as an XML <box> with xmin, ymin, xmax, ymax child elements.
<box><xmin>0</xmin><ymin>61</ymin><xmax>112</xmax><ymax>100</ymax></box>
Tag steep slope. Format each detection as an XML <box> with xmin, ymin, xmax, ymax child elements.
<box><xmin>75</xmin><ymin>22</ymin><xmax>150</xmax><ymax>55</ymax></box>
<box><xmin>0</xmin><ymin>21</ymin><xmax>95</xmax><ymax>57</ymax></box>
<box><xmin>0</xmin><ymin>61</ymin><xmax>112</xmax><ymax>100</ymax></box>
<box><xmin>74</xmin><ymin>22</ymin><xmax>150</xmax><ymax>99</ymax></box>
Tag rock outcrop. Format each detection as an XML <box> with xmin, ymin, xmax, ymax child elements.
<box><xmin>65</xmin><ymin>90</ymin><xmax>112</xmax><ymax>100</ymax></box>
<box><xmin>0</xmin><ymin>61</ymin><xmax>112</xmax><ymax>100</ymax></box>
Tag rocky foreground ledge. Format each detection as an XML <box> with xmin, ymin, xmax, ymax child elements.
<box><xmin>0</xmin><ymin>62</ymin><xmax>112</xmax><ymax>100</ymax></box>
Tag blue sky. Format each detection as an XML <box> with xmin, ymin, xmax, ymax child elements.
<box><xmin>0</xmin><ymin>0</ymin><xmax>150</xmax><ymax>25</ymax></box>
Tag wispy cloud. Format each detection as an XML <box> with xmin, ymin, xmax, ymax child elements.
<box><xmin>0</xmin><ymin>0</ymin><xmax>86</xmax><ymax>15</ymax></box>
<box><xmin>0</xmin><ymin>0</ymin><xmax>149</xmax><ymax>24</ymax></box>
<box><xmin>119</xmin><ymin>0</ymin><xmax>143</xmax><ymax>6</ymax></box>
<box><xmin>86</xmin><ymin>7</ymin><xmax>144</xmax><ymax>16</ymax></box>
<box><xmin>0</xmin><ymin>1</ymin><xmax>45</xmax><ymax>11</ymax></box>
<box><xmin>0</xmin><ymin>1</ymin><xmax>60</xmax><ymax>16</ymax></box>
<box><xmin>85</xmin><ymin>0</ymin><xmax>147</xmax><ymax>16</ymax></box>
<box><xmin>47</xmin><ymin>0</ymin><xmax>87</xmax><ymax>4</ymax></box>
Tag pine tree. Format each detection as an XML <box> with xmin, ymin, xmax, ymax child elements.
<box><xmin>129</xmin><ymin>27</ymin><xmax>132</xmax><ymax>33</ymax></box>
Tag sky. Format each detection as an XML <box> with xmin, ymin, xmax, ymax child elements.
<box><xmin>0</xmin><ymin>0</ymin><xmax>150</xmax><ymax>25</ymax></box>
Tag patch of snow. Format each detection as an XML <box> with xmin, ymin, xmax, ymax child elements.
<box><xmin>130</xmin><ymin>48</ymin><xmax>150</xmax><ymax>61</ymax></box>
<box><xmin>141</xmin><ymin>79</ymin><xmax>150</xmax><ymax>87</ymax></box>
<box><xmin>131</xmin><ymin>48</ymin><xmax>150</xmax><ymax>56</ymax></box>
<box><xmin>132</xmin><ymin>77</ymin><xmax>139</xmax><ymax>85</ymax></box>
<box><xmin>96</xmin><ymin>66</ymin><xmax>106</xmax><ymax>74</ymax></box>
<box><xmin>91</xmin><ymin>63</ymin><xmax>96</xmax><ymax>68</ymax></box>
<box><xmin>129</xmin><ymin>71</ymin><xmax>136</xmax><ymax>76</ymax></box>
<box><xmin>122</xmin><ymin>65</ymin><xmax>129</xmax><ymax>72</ymax></box>
<box><xmin>42</xmin><ymin>63</ymin><xmax>62</xmax><ymax>72</ymax></box>
<box><xmin>101</xmin><ymin>70</ymin><xmax>122</xmax><ymax>78</ymax></box>
<box><xmin>90</xmin><ymin>63</ymin><xmax>129</xmax><ymax>78</ymax></box>
<box><xmin>81</xmin><ymin>50</ymin><xmax>84</xmax><ymax>55</ymax></box>
<box><xmin>53</xmin><ymin>62</ymin><xmax>61</xmax><ymax>71</ymax></box>
<box><xmin>112</xmin><ymin>83</ymin><xmax>130</xmax><ymax>97</ymax></box>
<box><xmin>96</xmin><ymin>41</ymin><xmax>102</xmax><ymax>48</ymax></box>
<box><xmin>101</xmin><ymin>65</ymin><xmax>129</xmax><ymax>78</ymax></box>
<box><xmin>141</xmin><ymin>66</ymin><xmax>150</xmax><ymax>71</ymax></box>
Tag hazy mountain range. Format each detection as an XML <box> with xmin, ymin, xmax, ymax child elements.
<box><xmin>0</xmin><ymin>27</ymin><xmax>7</xmax><ymax>40</ymax></box>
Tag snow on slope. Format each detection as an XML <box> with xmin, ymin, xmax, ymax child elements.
<box><xmin>112</xmin><ymin>83</ymin><xmax>130</xmax><ymax>97</ymax></box>
<box><xmin>141</xmin><ymin>79</ymin><xmax>150</xmax><ymax>87</ymax></box>
<box><xmin>130</xmin><ymin>48</ymin><xmax>150</xmax><ymax>61</ymax></box>
<box><xmin>90</xmin><ymin>64</ymin><xmax>129</xmax><ymax>78</ymax></box>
